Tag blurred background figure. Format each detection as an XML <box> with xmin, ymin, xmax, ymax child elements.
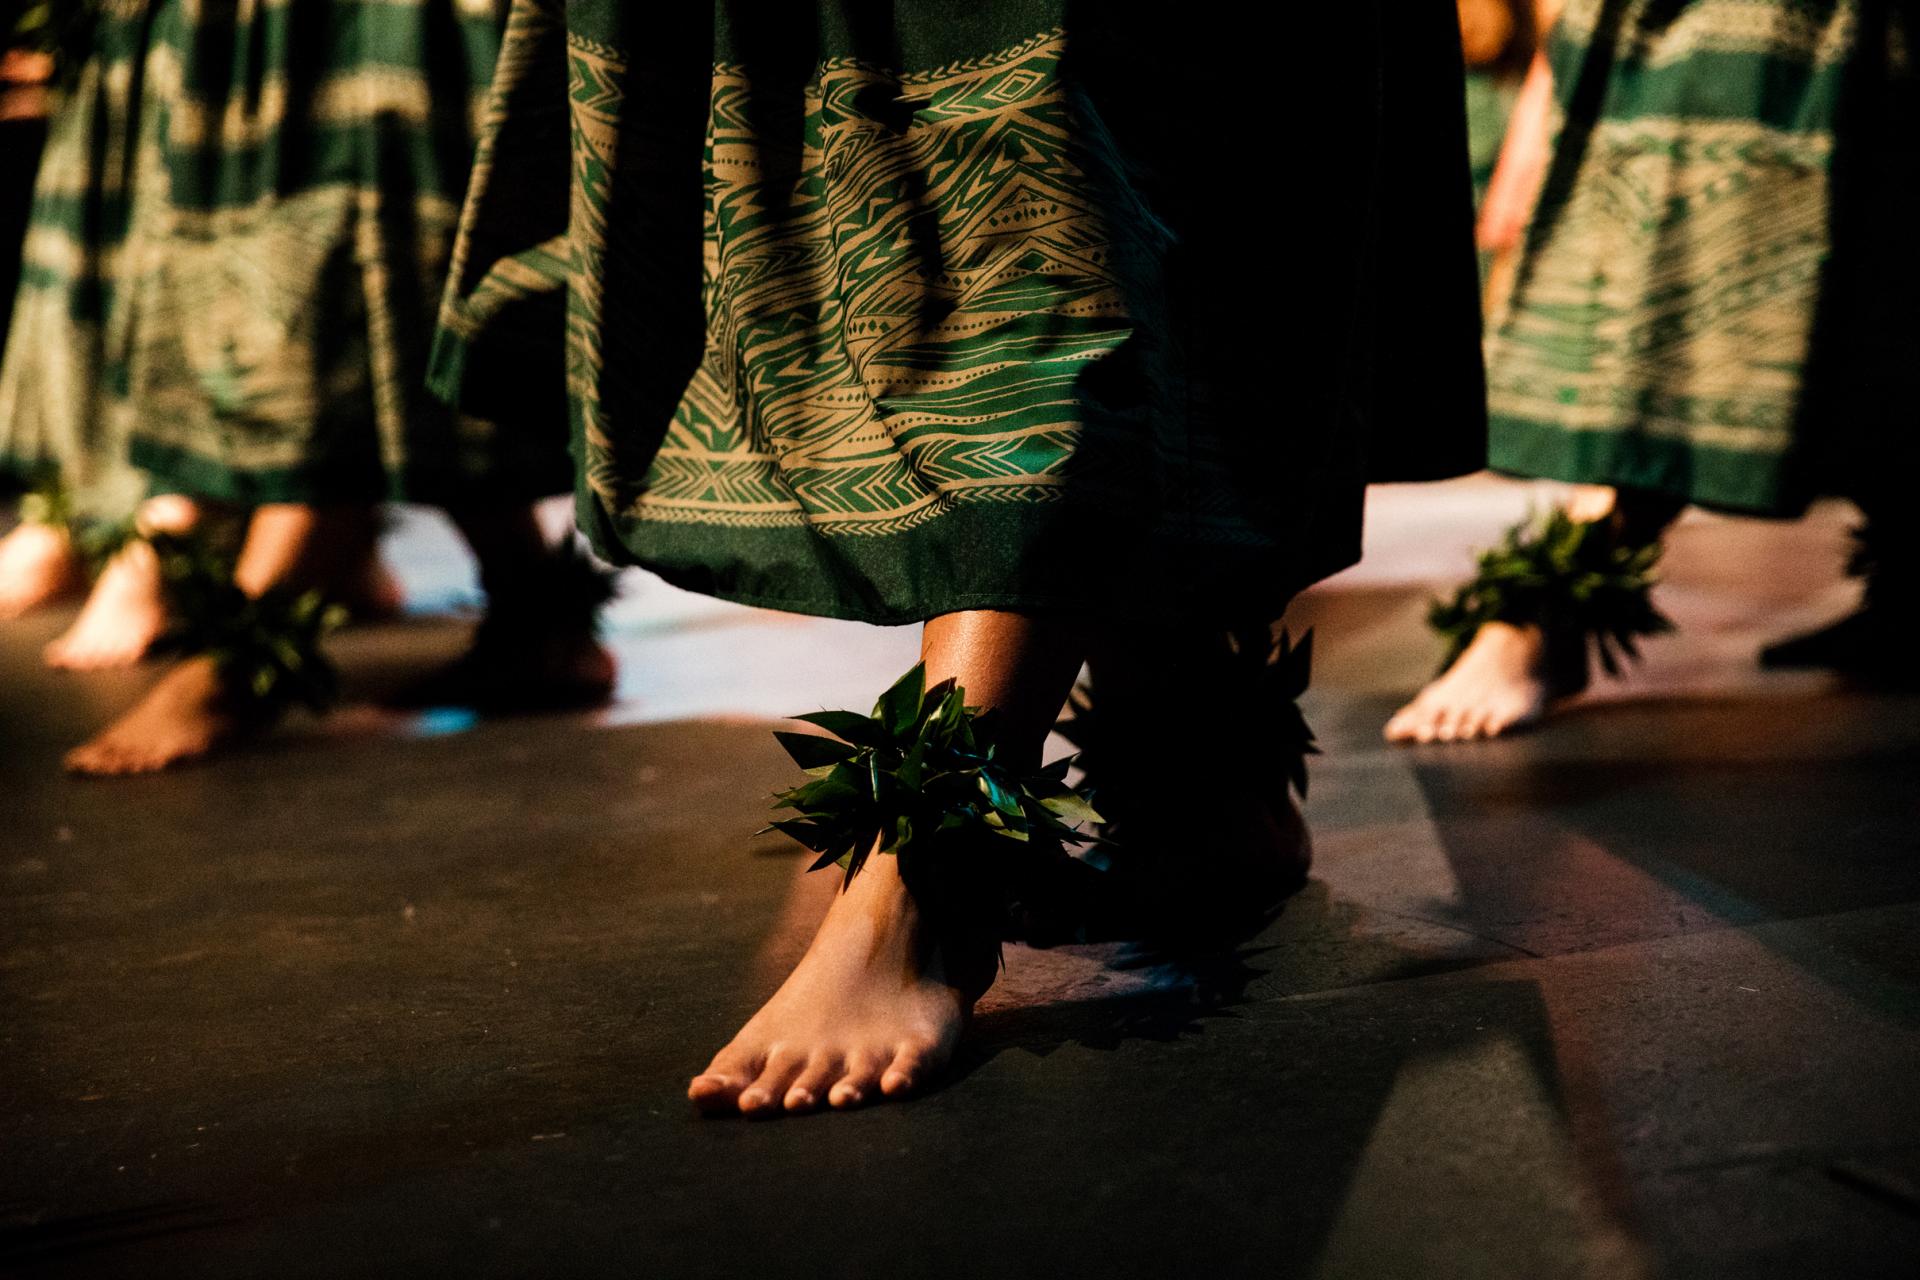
<box><xmin>1458</xmin><ymin>0</ymin><xmax>1543</xmax><ymax>286</ymax></box>
<box><xmin>0</xmin><ymin>2</ymin><xmax>75</xmax><ymax>617</ymax></box>
<box><xmin>0</xmin><ymin>10</ymin><xmax>52</xmax><ymax>344</ymax></box>
<box><xmin>1390</xmin><ymin>0</ymin><xmax>1920</xmax><ymax>744</ymax></box>
<box><xmin>0</xmin><ymin>0</ymin><xmax>613</xmax><ymax>774</ymax></box>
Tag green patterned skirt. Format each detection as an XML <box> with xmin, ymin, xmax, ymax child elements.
<box><xmin>1487</xmin><ymin>0</ymin><xmax>1920</xmax><ymax>516</ymax></box>
<box><xmin>433</xmin><ymin>2</ymin><xmax>1488</xmax><ymax>624</ymax></box>
<box><xmin>0</xmin><ymin>0</ymin><xmax>570</xmax><ymax>516</ymax></box>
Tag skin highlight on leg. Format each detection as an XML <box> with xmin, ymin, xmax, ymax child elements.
<box><xmin>1385</xmin><ymin>485</ymin><xmax>1684</xmax><ymax>744</ymax></box>
<box><xmin>44</xmin><ymin>494</ymin><xmax>202</xmax><ymax>669</ymax></box>
<box><xmin>0</xmin><ymin>518</ymin><xmax>84</xmax><ymax>617</ymax></box>
<box><xmin>687</xmin><ymin>609</ymin><xmax>1083</xmax><ymax>1117</ymax></box>
<box><xmin>64</xmin><ymin>505</ymin><xmax>365</xmax><ymax>776</ymax></box>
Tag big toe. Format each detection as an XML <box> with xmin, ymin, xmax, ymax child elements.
<box><xmin>687</xmin><ymin>1073</ymin><xmax>747</xmax><ymax>1114</ymax></box>
<box><xmin>64</xmin><ymin>740</ymin><xmax>122</xmax><ymax>775</ymax></box>
<box><xmin>1383</xmin><ymin>701</ymin><xmax>1434</xmax><ymax>743</ymax></box>
<box><xmin>689</xmin><ymin>1044</ymin><xmax>763</xmax><ymax>1115</ymax></box>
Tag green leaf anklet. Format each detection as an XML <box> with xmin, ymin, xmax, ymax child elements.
<box><xmin>152</xmin><ymin>533</ymin><xmax>347</xmax><ymax>714</ymax></box>
<box><xmin>764</xmin><ymin>662</ymin><xmax>1101</xmax><ymax>904</ymax></box>
<box><xmin>1430</xmin><ymin>509</ymin><xmax>1673</xmax><ymax>677</ymax></box>
<box><xmin>16</xmin><ymin>475</ymin><xmax>138</xmax><ymax>574</ymax></box>
<box><xmin>17</xmin><ymin>473</ymin><xmax>75</xmax><ymax>531</ymax></box>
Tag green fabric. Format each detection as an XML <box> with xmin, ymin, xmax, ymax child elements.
<box><xmin>0</xmin><ymin>0</ymin><xmax>572</xmax><ymax>513</ymax></box>
<box><xmin>434</xmin><ymin>2</ymin><xmax>1487</xmax><ymax>623</ymax></box>
<box><xmin>1486</xmin><ymin>0</ymin><xmax>1920</xmax><ymax>516</ymax></box>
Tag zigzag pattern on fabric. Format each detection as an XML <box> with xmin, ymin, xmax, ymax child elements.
<box><xmin>567</xmin><ymin>28</ymin><xmax>1141</xmax><ymax>536</ymax></box>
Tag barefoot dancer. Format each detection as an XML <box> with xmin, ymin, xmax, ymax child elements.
<box><xmin>1387</xmin><ymin>0</ymin><xmax>1920</xmax><ymax>744</ymax></box>
<box><xmin>0</xmin><ymin>15</ymin><xmax>143</xmax><ymax>623</ymax></box>
<box><xmin>436</xmin><ymin>1</ymin><xmax>1488</xmax><ymax>1113</ymax></box>
<box><xmin>40</xmin><ymin>0</ymin><xmax>612</xmax><ymax>775</ymax></box>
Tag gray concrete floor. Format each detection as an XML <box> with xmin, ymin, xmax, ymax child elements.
<box><xmin>2</xmin><ymin>480</ymin><xmax>1917</xmax><ymax>1278</ymax></box>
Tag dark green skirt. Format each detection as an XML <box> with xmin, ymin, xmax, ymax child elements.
<box><xmin>0</xmin><ymin>0</ymin><xmax>571</xmax><ymax>512</ymax></box>
<box><xmin>433</xmin><ymin>1</ymin><xmax>1488</xmax><ymax>623</ymax></box>
<box><xmin>1486</xmin><ymin>0</ymin><xmax>1920</xmax><ymax>516</ymax></box>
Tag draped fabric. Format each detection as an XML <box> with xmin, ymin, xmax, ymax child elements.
<box><xmin>433</xmin><ymin>1</ymin><xmax>1488</xmax><ymax>623</ymax></box>
<box><xmin>0</xmin><ymin>0</ymin><xmax>571</xmax><ymax>513</ymax></box>
<box><xmin>1487</xmin><ymin>0</ymin><xmax>1920</xmax><ymax>515</ymax></box>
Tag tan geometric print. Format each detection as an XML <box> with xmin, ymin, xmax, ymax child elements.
<box><xmin>1488</xmin><ymin>116</ymin><xmax>1832</xmax><ymax>456</ymax></box>
<box><xmin>568</xmin><ymin>28</ymin><xmax>1146</xmax><ymax>536</ymax></box>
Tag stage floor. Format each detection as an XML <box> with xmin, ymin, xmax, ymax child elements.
<box><xmin>3</xmin><ymin>478</ymin><xmax>1917</xmax><ymax>1278</ymax></box>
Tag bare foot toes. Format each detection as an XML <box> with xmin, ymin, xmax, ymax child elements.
<box><xmin>63</xmin><ymin>655</ymin><xmax>251</xmax><ymax>776</ymax></box>
<box><xmin>1385</xmin><ymin>621</ymin><xmax>1573</xmax><ymax>746</ymax></box>
<box><xmin>687</xmin><ymin>1072</ymin><xmax>750</xmax><ymax>1115</ymax></box>
<box><xmin>0</xmin><ymin>522</ymin><xmax>84</xmax><ymax>618</ymax></box>
<box><xmin>689</xmin><ymin>854</ymin><xmax>981</xmax><ymax>1119</ymax></box>
<box><xmin>880</xmin><ymin>1037</ymin><xmax>942</xmax><ymax>1098</ymax></box>
<box><xmin>783</xmin><ymin>1054</ymin><xmax>841</xmax><ymax>1113</ymax></box>
<box><xmin>45</xmin><ymin>540</ymin><xmax>169</xmax><ymax>670</ymax></box>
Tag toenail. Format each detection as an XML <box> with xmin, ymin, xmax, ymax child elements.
<box><xmin>740</xmin><ymin>1089</ymin><xmax>770</xmax><ymax>1108</ymax></box>
<box><xmin>785</xmin><ymin>1089</ymin><xmax>813</xmax><ymax>1109</ymax></box>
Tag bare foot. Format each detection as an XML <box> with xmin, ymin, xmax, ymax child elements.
<box><xmin>688</xmin><ymin>852</ymin><xmax>988</xmax><ymax>1117</ymax></box>
<box><xmin>64</xmin><ymin>654</ymin><xmax>252</xmax><ymax>775</ymax></box>
<box><xmin>0</xmin><ymin>521</ymin><xmax>84</xmax><ymax>617</ymax></box>
<box><xmin>1384</xmin><ymin>620</ymin><xmax>1582</xmax><ymax>744</ymax></box>
<box><xmin>44</xmin><ymin>538</ymin><xmax>169</xmax><ymax>670</ymax></box>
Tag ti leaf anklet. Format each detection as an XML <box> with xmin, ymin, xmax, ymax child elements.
<box><xmin>1429</xmin><ymin>509</ymin><xmax>1672</xmax><ymax>677</ymax></box>
<box><xmin>764</xmin><ymin>661</ymin><xmax>1101</xmax><ymax>930</ymax></box>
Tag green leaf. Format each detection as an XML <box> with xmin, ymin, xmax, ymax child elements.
<box><xmin>789</xmin><ymin>709</ymin><xmax>885</xmax><ymax>746</ymax></box>
<box><xmin>978</xmin><ymin>770</ymin><xmax>1022</xmax><ymax>818</ymax></box>
<box><xmin>773</xmin><ymin>730</ymin><xmax>861</xmax><ymax>770</ymax></box>
<box><xmin>782</xmin><ymin>766</ymin><xmax>865</xmax><ymax>813</ymax></box>
<box><xmin>873</xmin><ymin>661</ymin><xmax>928</xmax><ymax>737</ymax></box>
<box><xmin>1039</xmin><ymin>791</ymin><xmax>1103</xmax><ymax>824</ymax></box>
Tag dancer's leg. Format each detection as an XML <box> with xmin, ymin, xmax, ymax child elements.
<box><xmin>64</xmin><ymin>504</ymin><xmax>362</xmax><ymax>775</ymax></box>
<box><xmin>1761</xmin><ymin>485</ymin><xmax>1920</xmax><ymax>678</ymax></box>
<box><xmin>44</xmin><ymin>494</ymin><xmax>201</xmax><ymax>669</ymax></box>
<box><xmin>1080</xmin><ymin>627</ymin><xmax>1312</xmax><ymax>927</ymax></box>
<box><xmin>1385</xmin><ymin>485</ymin><xmax>1685</xmax><ymax>743</ymax></box>
<box><xmin>409</xmin><ymin>503</ymin><xmax>615</xmax><ymax>710</ymax></box>
<box><xmin>688</xmin><ymin>609</ymin><xmax>1084</xmax><ymax>1117</ymax></box>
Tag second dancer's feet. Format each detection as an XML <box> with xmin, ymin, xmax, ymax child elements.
<box><xmin>43</xmin><ymin>537</ymin><xmax>169</xmax><ymax>669</ymax></box>
<box><xmin>63</xmin><ymin>654</ymin><xmax>251</xmax><ymax>775</ymax></box>
<box><xmin>1384</xmin><ymin>619</ymin><xmax>1584</xmax><ymax>743</ymax></box>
